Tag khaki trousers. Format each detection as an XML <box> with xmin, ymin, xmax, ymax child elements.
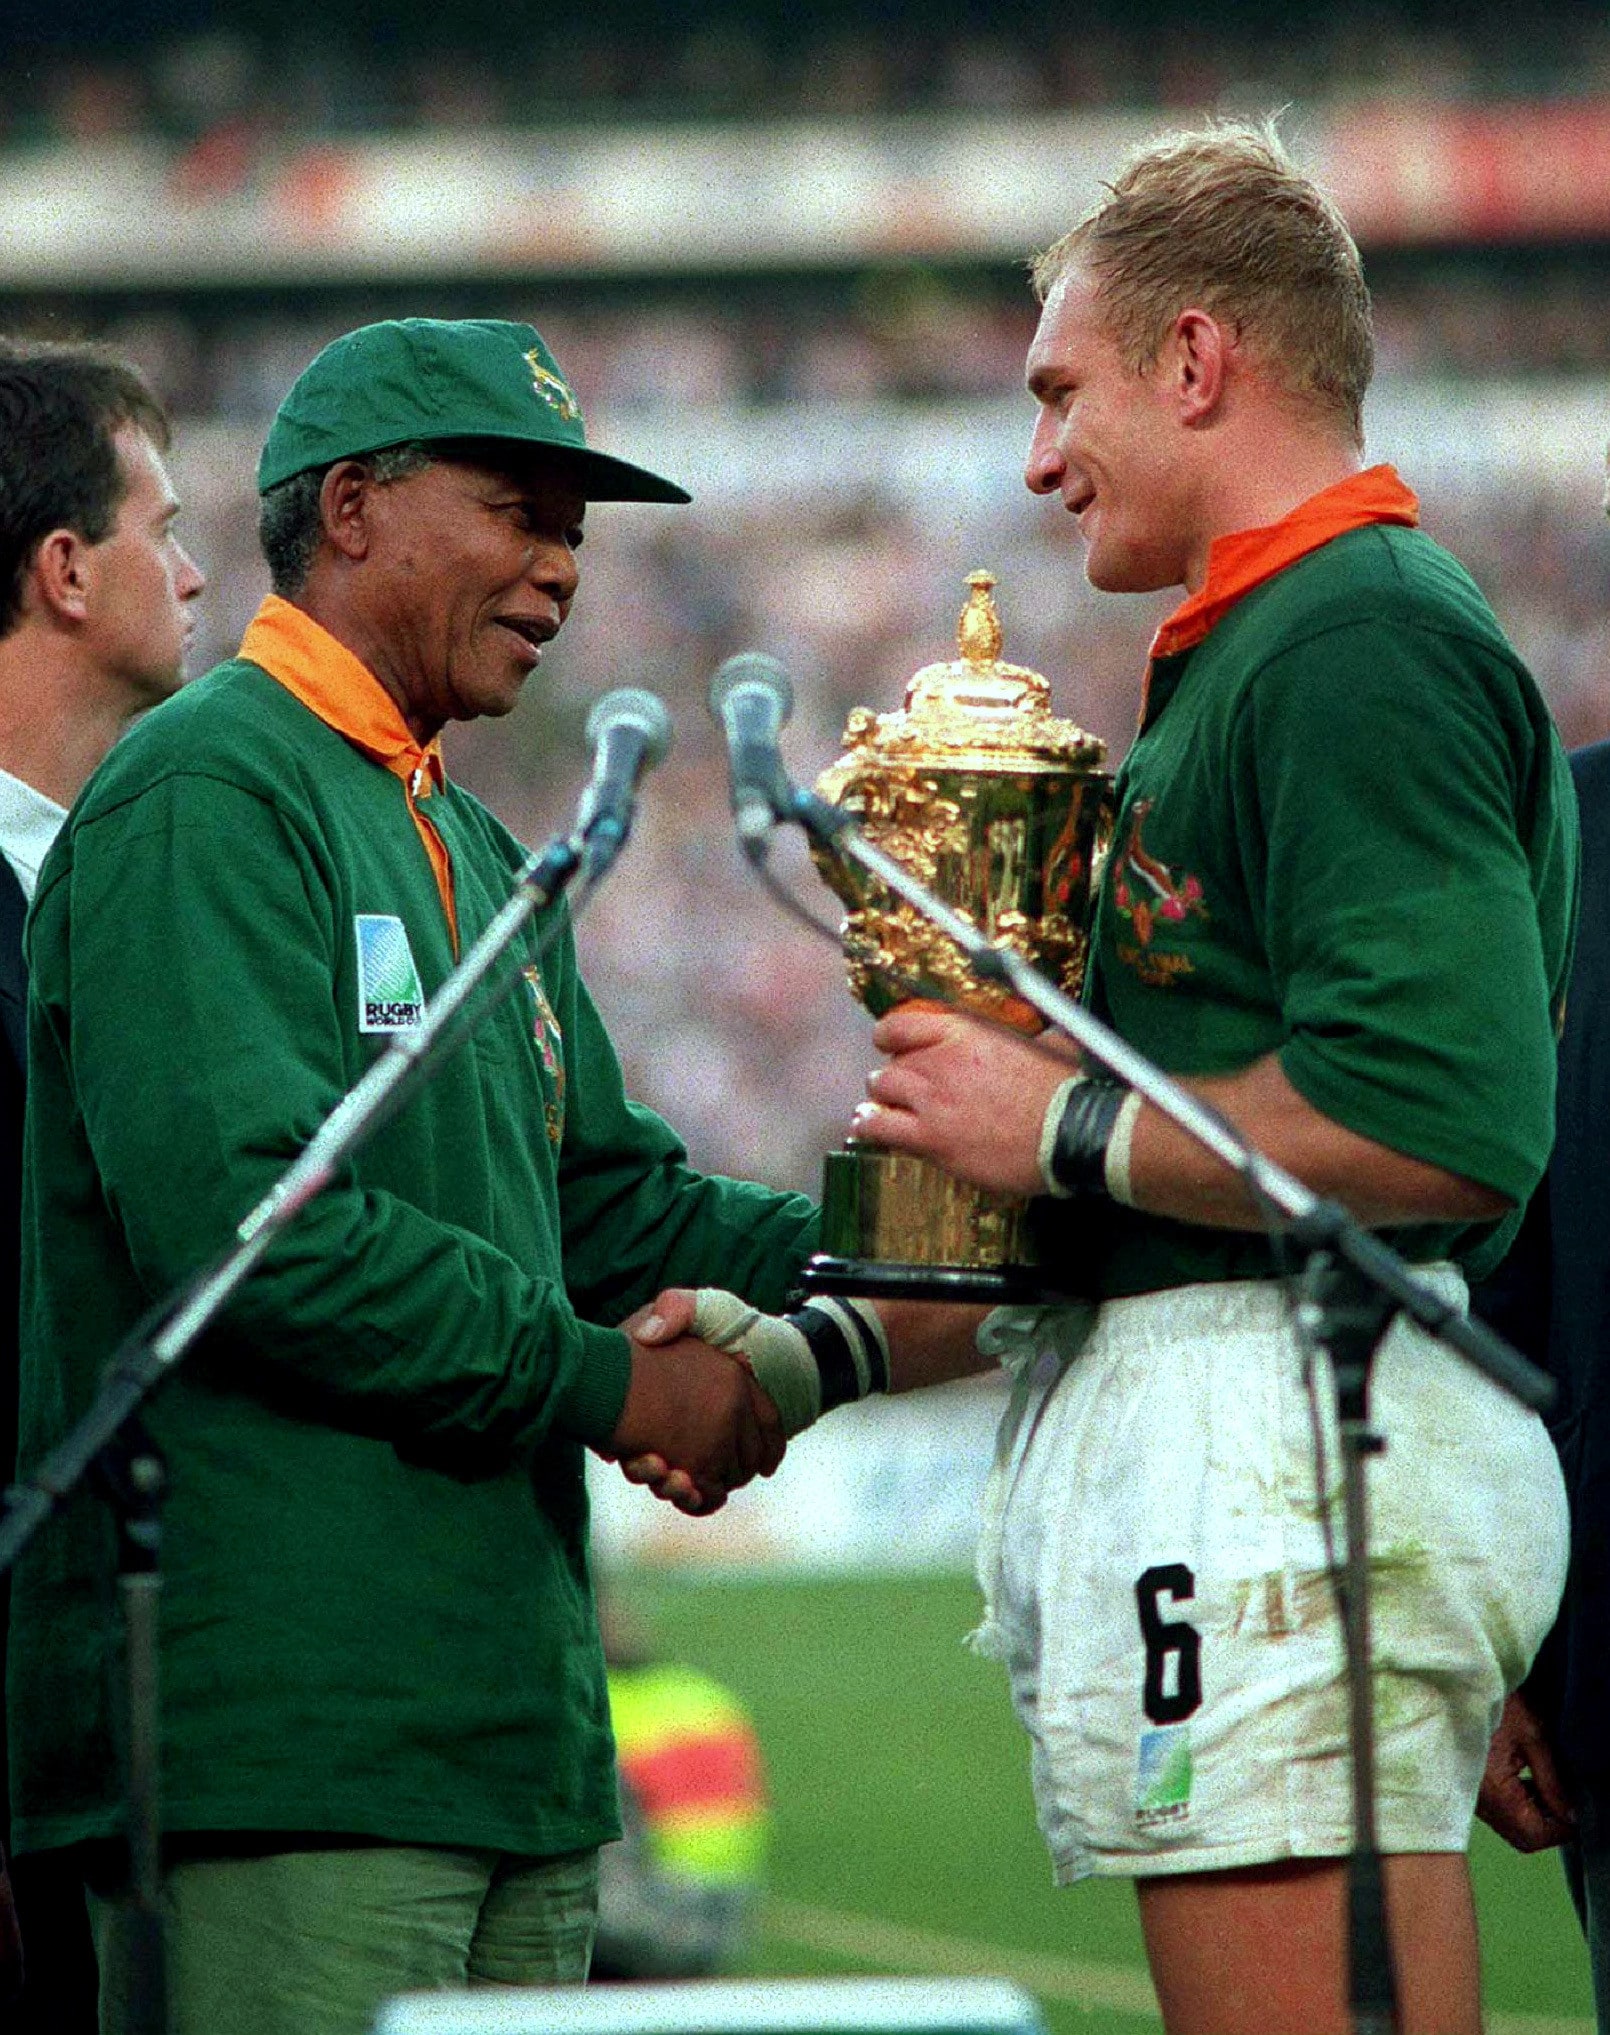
<box><xmin>90</xmin><ymin>1841</ymin><xmax>598</xmax><ymax>2035</ymax></box>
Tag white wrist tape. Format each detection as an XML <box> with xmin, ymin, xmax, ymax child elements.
<box><xmin>692</xmin><ymin>1289</ymin><xmax>890</xmax><ymax>1438</ymax></box>
<box><xmin>1103</xmin><ymin>1089</ymin><xmax>1145</xmax><ymax>1208</ymax></box>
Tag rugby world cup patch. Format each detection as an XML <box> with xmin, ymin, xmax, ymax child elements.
<box><xmin>355</xmin><ymin>914</ymin><xmax>424</xmax><ymax>1033</ymax></box>
<box><xmin>1134</xmin><ymin>1723</ymin><xmax>1193</xmax><ymax>1828</ymax></box>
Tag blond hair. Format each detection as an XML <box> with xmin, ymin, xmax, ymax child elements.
<box><xmin>1033</xmin><ymin>121</ymin><xmax>1373</xmax><ymax>443</ymax></box>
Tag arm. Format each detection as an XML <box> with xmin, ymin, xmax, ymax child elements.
<box><xmin>35</xmin><ymin>772</ymin><xmax>771</xmax><ymax>1493</ymax></box>
<box><xmin>854</xmin><ymin>1010</ymin><xmax>1506</xmax><ymax>1228</ymax></box>
<box><xmin>857</xmin><ymin>622</ymin><xmax>1564</xmax><ymax>1237</ymax></box>
<box><xmin>873</xmin><ymin>1297</ymin><xmax>995</xmax><ymax>1390</ymax></box>
<box><xmin>628</xmin><ymin>1288</ymin><xmax>991</xmax><ymax>1395</ymax></box>
<box><xmin>621</xmin><ymin>1290</ymin><xmax>990</xmax><ymax>1511</ymax></box>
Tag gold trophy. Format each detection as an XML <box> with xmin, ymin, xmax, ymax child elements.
<box><xmin>801</xmin><ymin>570</ymin><xmax>1113</xmax><ymax>1300</ymax></box>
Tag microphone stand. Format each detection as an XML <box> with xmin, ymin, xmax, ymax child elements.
<box><xmin>763</xmin><ymin>783</ymin><xmax>1553</xmax><ymax>2035</ymax></box>
<box><xmin>0</xmin><ymin>818</ymin><xmax>603</xmax><ymax>2035</ymax></box>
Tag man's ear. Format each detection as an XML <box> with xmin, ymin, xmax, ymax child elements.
<box><xmin>1167</xmin><ymin>308</ymin><xmax>1232</xmax><ymax>426</ymax></box>
<box><xmin>28</xmin><ymin>527</ymin><xmax>93</xmax><ymax>625</ymax></box>
<box><xmin>318</xmin><ymin>461</ymin><xmax>379</xmax><ymax>563</ymax></box>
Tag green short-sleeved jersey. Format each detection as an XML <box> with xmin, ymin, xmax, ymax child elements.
<box><xmin>7</xmin><ymin>657</ymin><xmax>817</xmax><ymax>1858</ymax></box>
<box><xmin>1035</xmin><ymin>521</ymin><xmax>1577</xmax><ymax>1301</ymax></box>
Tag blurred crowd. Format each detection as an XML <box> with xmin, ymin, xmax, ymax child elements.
<box><xmin>9</xmin><ymin>267</ymin><xmax>1610</xmax><ymax>423</ymax></box>
<box><xmin>6</xmin><ymin>7</ymin><xmax>1610</xmax><ymax>147</ymax></box>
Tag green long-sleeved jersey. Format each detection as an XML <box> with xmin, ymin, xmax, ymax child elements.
<box><xmin>7</xmin><ymin>652</ymin><xmax>816</xmax><ymax>1858</ymax></box>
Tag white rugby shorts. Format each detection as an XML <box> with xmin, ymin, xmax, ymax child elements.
<box><xmin>972</xmin><ymin>1272</ymin><xmax>1567</xmax><ymax>1882</ymax></box>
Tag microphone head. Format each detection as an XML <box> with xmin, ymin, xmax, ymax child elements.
<box><xmin>585</xmin><ymin>687</ymin><xmax>674</xmax><ymax>768</ymax></box>
<box><xmin>707</xmin><ymin>652</ymin><xmax>793</xmax><ymax>726</ymax></box>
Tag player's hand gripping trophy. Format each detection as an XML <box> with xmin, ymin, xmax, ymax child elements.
<box><xmin>802</xmin><ymin>570</ymin><xmax>1112</xmax><ymax>1301</ymax></box>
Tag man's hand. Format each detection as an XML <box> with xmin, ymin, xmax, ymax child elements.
<box><xmin>606</xmin><ymin>1319</ymin><xmax>784</xmax><ymax>1518</ymax></box>
<box><xmin>851</xmin><ymin>1002</ymin><xmax>1079</xmax><ymax>1197</ymax></box>
<box><xmin>1476</xmin><ymin>1689</ymin><xmax>1575</xmax><ymax>1852</ymax></box>
<box><xmin>616</xmin><ymin>1291</ymin><xmax>711</xmax><ymax>1513</ymax></box>
<box><xmin>0</xmin><ymin>1844</ymin><xmax>22</xmax><ymax>2005</ymax></box>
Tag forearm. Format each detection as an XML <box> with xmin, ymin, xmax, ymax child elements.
<box><xmin>572</xmin><ymin>1167</ymin><xmax>818</xmax><ymax>1328</ymax></box>
<box><xmin>871</xmin><ymin>1299</ymin><xmax>995</xmax><ymax>1391</ymax></box>
<box><xmin>86</xmin><ymin>1170</ymin><xmax>635</xmax><ymax>1456</ymax></box>
<box><xmin>862</xmin><ymin>965</ymin><xmax>1524</xmax><ymax>1236</ymax></box>
<box><xmin>674</xmin><ymin>1288</ymin><xmax>992</xmax><ymax>1443</ymax></box>
<box><xmin>1121</xmin><ymin>1052</ymin><xmax>1510</xmax><ymax>1230</ymax></box>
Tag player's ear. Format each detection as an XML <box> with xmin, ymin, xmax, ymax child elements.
<box><xmin>1169</xmin><ymin>308</ymin><xmax>1230</xmax><ymax>426</ymax></box>
<box><xmin>27</xmin><ymin>527</ymin><xmax>93</xmax><ymax>625</ymax></box>
<box><xmin>318</xmin><ymin>459</ymin><xmax>379</xmax><ymax>564</ymax></box>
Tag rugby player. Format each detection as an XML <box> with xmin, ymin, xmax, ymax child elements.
<box><xmin>634</xmin><ymin>124</ymin><xmax>1575</xmax><ymax>2033</ymax></box>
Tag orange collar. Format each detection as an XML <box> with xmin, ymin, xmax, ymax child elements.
<box><xmin>238</xmin><ymin>594</ymin><xmax>458</xmax><ymax>946</ymax></box>
<box><xmin>1148</xmin><ymin>465</ymin><xmax>1420</xmax><ymax>663</ymax></box>
<box><xmin>240</xmin><ymin>595</ymin><xmax>446</xmax><ymax>790</ymax></box>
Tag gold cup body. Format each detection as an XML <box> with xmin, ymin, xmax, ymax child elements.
<box><xmin>803</xmin><ymin>573</ymin><xmax>1112</xmax><ymax>1301</ymax></box>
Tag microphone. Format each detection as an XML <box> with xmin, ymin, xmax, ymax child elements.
<box><xmin>707</xmin><ymin>652</ymin><xmax>795</xmax><ymax>855</ymax></box>
<box><xmin>576</xmin><ymin>688</ymin><xmax>674</xmax><ymax>879</ymax></box>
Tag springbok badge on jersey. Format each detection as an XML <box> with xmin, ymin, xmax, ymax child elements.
<box><xmin>355</xmin><ymin>914</ymin><xmax>424</xmax><ymax>1033</ymax></box>
<box><xmin>523</xmin><ymin>964</ymin><xmax>566</xmax><ymax>1146</ymax></box>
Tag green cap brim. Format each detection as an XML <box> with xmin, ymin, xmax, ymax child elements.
<box><xmin>515</xmin><ymin>440</ymin><xmax>690</xmax><ymax>505</ymax></box>
<box><xmin>260</xmin><ymin>431</ymin><xmax>690</xmax><ymax>504</ymax></box>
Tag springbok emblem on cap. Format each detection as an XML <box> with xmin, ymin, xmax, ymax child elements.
<box><xmin>524</xmin><ymin>349</ymin><xmax>581</xmax><ymax>423</ymax></box>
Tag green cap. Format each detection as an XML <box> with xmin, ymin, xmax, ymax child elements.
<box><xmin>256</xmin><ymin>317</ymin><xmax>690</xmax><ymax>503</ymax></box>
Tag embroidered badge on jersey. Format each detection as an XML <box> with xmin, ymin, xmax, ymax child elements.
<box><xmin>1134</xmin><ymin>1723</ymin><xmax>1193</xmax><ymax>1828</ymax></box>
<box><xmin>523</xmin><ymin>964</ymin><xmax>566</xmax><ymax>1146</ymax></box>
<box><xmin>355</xmin><ymin>914</ymin><xmax>425</xmax><ymax>1033</ymax></box>
<box><xmin>1111</xmin><ymin>798</ymin><xmax>1208</xmax><ymax>987</ymax></box>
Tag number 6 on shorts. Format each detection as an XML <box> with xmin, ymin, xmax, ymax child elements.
<box><xmin>1135</xmin><ymin>1563</ymin><xmax>1203</xmax><ymax>1725</ymax></box>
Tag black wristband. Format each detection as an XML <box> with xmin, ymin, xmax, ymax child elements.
<box><xmin>787</xmin><ymin>1299</ymin><xmax>891</xmax><ymax>1412</ymax></box>
<box><xmin>1048</xmin><ymin>1077</ymin><xmax>1129</xmax><ymax>1199</ymax></box>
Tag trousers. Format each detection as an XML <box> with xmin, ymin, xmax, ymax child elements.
<box><xmin>90</xmin><ymin>1840</ymin><xmax>599</xmax><ymax>2035</ymax></box>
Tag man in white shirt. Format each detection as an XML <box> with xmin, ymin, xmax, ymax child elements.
<box><xmin>0</xmin><ymin>336</ymin><xmax>203</xmax><ymax>2032</ymax></box>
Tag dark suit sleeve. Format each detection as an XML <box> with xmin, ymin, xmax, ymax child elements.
<box><xmin>0</xmin><ymin>858</ymin><xmax>26</xmax><ymax>1840</ymax></box>
<box><xmin>1476</xmin><ymin>738</ymin><xmax>1610</xmax><ymax>1795</ymax></box>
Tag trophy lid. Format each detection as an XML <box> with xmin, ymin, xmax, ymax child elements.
<box><xmin>826</xmin><ymin>571</ymin><xmax>1106</xmax><ymax>778</ymax></box>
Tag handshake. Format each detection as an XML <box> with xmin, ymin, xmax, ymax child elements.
<box><xmin>600</xmin><ymin>1288</ymin><xmax>890</xmax><ymax>1516</ymax></box>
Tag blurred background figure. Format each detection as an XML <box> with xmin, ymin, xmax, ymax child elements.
<box><xmin>595</xmin><ymin>1596</ymin><xmax>770</xmax><ymax>1981</ymax></box>
<box><xmin>0</xmin><ymin>336</ymin><xmax>202</xmax><ymax>2035</ymax></box>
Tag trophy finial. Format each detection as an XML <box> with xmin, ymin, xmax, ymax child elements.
<box><xmin>958</xmin><ymin>570</ymin><xmax>1002</xmax><ymax>668</ymax></box>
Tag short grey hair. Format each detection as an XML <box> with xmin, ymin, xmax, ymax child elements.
<box><xmin>257</xmin><ymin>441</ymin><xmax>435</xmax><ymax>597</ymax></box>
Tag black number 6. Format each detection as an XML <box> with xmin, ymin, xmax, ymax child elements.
<box><xmin>1135</xmin><ymin>1562</ymin><xmax>1203</xmax><ymax>1725</ymax></box>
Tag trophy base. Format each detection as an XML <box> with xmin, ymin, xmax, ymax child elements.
<box><xmin>802</xmin><ymin>1145</ymin><xmax>1065</xmax><ymax>1305</ymax></box>
<box><xmin>799</xmin><ymin>1255</ymin><xmax>1058</xmax><ymax>1304</ymax></box>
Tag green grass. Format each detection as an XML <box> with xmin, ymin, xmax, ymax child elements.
<box><xmin>614</xmin><ymin>1571</ymin><xmax>1594</xmax><ymax>2033</ymax></box>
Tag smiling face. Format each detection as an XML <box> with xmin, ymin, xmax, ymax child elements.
<box><xmin>80</xmin><ymin>423</ymin><xmax>205</xmax><ymax>706</ymax></box>
<box><xmin>1024</xmin><ymin>266</ymin><xmax>1200</xmax><ymax>594</ymax></box>
<box><xmin>354</xmin><ymin>450</ymin><xmax>586</xmax><ymax>739</ymax></box>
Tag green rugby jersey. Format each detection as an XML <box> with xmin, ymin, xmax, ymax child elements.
<box><xmin>8</xmin><ymin>608</ymin><xmax>816</xmax><ymax>1860</ymax></box>
<box><xmin>1036</xmin><ymin>515</ymin><xmax>1577</xmax><ymax>1302</ymax></box>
